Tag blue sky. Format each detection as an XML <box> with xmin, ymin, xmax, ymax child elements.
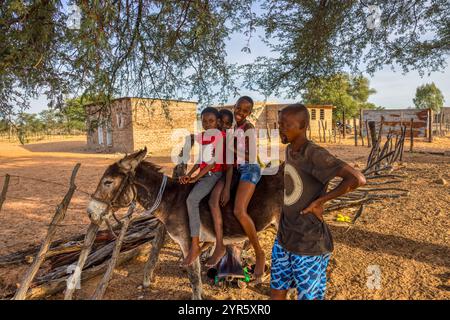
<box><xmin>28</xmin><ymin>12</ymin><xmax>450</xmax><ymax>113</ymax></box>
<box><xmin>223</xmin><ymin>28</ymin><xmax>450</xmax><ymax>109</ymax></box>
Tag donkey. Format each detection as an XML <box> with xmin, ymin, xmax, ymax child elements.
<box><xmin>86</xmin><ymin>148</ymin><xmax>283</xmax><ymax>299</ymax></box>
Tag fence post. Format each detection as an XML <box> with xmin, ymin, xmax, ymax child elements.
<box><xmin>365</xmin><ymin>120</ymin><xmax>371</xmax><ymax>147</ymax></box>
<box><xmin>359</xmin><ymin>110</ymin><xmax>364</xmax><ymax>146</ymax></box>
<box><xmin>353</xmin><ymin>117</ymin><xmax>358</xmax><ymax>146</ymax></box>
<box><xmin>0</xmin><ymin>174</ymin><xmax>10</xmax><ymax>213</ymax></box>
<box><xmin>92</xmin><ymin>206</ymin><xmax>134</xmax><ymax>300</ymax></box>
<box><xmin>410</xmin><ymin>118</ymin><xmax>414</xmax><ymax>152</ymax></box>
<box><xmin>428</xmin><ymin>109</ymin><xmax>433</xmax><ymax>142</ymax></box>
<box><xmin>368</xmin><ymin>121</ymin><xmax>377</xmax><ymax>147</ymax></box>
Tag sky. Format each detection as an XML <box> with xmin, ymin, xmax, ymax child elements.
<box><xmin>223</xmin><ymin>28</ymin><xmax>450</xmax><ymax>109</ymax></box>
<box><xmin>27</xmin><ymin>10</ymin><xmax>450</xmax><ymax>114</ymax></box>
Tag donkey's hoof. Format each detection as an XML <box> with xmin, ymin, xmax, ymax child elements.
<box><xmin>142</xmin><ymin>274</ymin><xmax>157</xmax><ymax>288</ymax></box>
<box><xmin>142</xmin><ymin>280</ymin><xmax>154</xmax><ymax>289</ymax></box>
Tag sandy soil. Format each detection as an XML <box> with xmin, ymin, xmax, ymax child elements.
<box><xmin>0</xmin><ymin>135</ymin><xmax>449</xmax><ymax>300</ymax></box>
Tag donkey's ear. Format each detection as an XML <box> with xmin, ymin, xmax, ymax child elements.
<box><xmin>118</xmin><ymin>147</ymin><xmax>148</xmax><ymax>171</ymax></box>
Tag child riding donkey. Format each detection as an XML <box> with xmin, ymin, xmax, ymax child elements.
<box><xmin>179</xmin><ymin>97</ymin><xmax>266</xmax><ymax>281</ymax></box>
<box><xmin>205</xmin><ymin>97</ymin><xmax>266</xmax><ymax>281</ymax></box>
<box><xmin>179</xmin><ymin>107</ymin><xmax>227</xmax><ymax>266</ymax></box>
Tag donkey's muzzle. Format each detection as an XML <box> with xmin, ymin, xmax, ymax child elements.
<box><xmin>86</xmin><ymin>199</ymin><xmax>109</xmax><ymax>225</ymax></box>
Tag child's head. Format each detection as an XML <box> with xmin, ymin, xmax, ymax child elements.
<box><xmin>278</xmin><ymin>104</ymin><xmax>309</xmax><ymax>144</ymax></box>
<box><xmin>234</xmin><ymin>96</ymin><xmax>253</xmax><ymax>124</ymax></box>
<box><xmin>200</xmin><ymin>107</ymin><xmax>220</xmax><ymax>130</ymax></box>
<box><xmin>218</xmin><ymin>109</ymin><xmax>234</xmax><ymax>130</ymax></box>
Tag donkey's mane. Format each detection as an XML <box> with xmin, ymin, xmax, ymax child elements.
<box><xmin>139</xmin><ymin>159</ymin><xmax>163</xmax><ymax>174</ymax></box>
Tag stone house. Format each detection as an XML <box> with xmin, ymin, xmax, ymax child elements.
<box><xmin>216</xmin><ymin>102</ymin><xmax>335</xmax><ymax>138</ymax></box>
<box><xmin>85</xmin><ymin>97</ymin><xmax>198</xmax><ymax>154</ymax></box>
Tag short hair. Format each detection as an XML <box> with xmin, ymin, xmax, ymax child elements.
<box><xmin>236</xmin><ymin>96</ymin><xmax>254</xmax><ymax>109</ymax></box>
<box><xmin>219</xmin><ymin>108</ymin><xmax>233</xmax><ymax>121</ymax></box>
<box><xmin>201</xmin><ymin>107</ymin><xmax>220</xmax><ymax>119</ymax></box>
<box><xmin>280</xmin><ymin>104</ymin><xmax>310</xmax><ymax>128</ymax></box>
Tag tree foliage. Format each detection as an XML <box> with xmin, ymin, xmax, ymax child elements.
<box><xmin>0</xmin><ymin>0</ymin><xmax>448</xmax><ymax>119</ymax></box>
<box><xmin>413</xmin><ymin>82</ymin><xmax>445</xmax><ymax>112</ymax></box>
<box><xmin>244</xmin><ymin>0</ymin><xmax>450</xmax><ymax>98</ymax></box>
<box><xmin>303</xmin><ymin>73</ymin><xmax>378</xmax><ymax>119</ymax></box>
<box><xmin>0</xmin><ymin>98</ymin><xmax>86</xmax><ymax>142</ymax></box>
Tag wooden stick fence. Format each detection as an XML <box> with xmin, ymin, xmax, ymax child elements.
<box><xmin>13</xmin><ymin>164</ymin><xmax>81</xmax><ymax>300</ymax></box>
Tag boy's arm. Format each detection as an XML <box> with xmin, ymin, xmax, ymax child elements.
<box><xmin>303</xmin><ymin>164</ymin><xmax>366</xmax><ymax>221</ymax></box>
<box><xmin>179</xmin><ymin>164</ymin><xmax>200</xmax><ymax>184</ymax></box>
<box><xmin>186</xmin><ymin>164</ymin><xmax>200</xmax><ymax>177</ymax></box>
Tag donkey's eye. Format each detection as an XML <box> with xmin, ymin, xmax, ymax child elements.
<box><xmin>103</xmin><ymin>180</ymin><xmax>113</xmax><ymax>186</ymax></box>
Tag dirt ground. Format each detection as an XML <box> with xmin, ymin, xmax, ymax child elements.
<box><xmin>0</xmin><ymin>135</ymin><xmax>449</xmax><ymax>300</ymax></box>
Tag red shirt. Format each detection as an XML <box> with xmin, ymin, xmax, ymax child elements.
<box><xmin>196</xmin><ymin>131</ymin><xmax>226</xmax><ymax>173</ymax></box>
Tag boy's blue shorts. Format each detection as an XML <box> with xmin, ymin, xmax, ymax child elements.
<box><xmin>270</xmin><ymin>237</ymin><xmax>331</xmax><ymax>300</ymax></box>
<box><xmin>237</xmin><ymin>163</ymin><xmax>261</xmax><ymax>185</ymax></box>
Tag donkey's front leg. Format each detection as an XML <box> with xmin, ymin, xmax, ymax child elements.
<box><xmin>143</xmin><ymin>223</ymin><xmax>166</xmax><ymax>288</ymax></box>
<box><xmin>186</xmin><ymin>257</ymin><xmax>203</xmax><ymax>300</ymax></box>
<box><xmin>179</xmin><ymin>239</ymin><xmax>203</xmax><ymax>300</ymax></box>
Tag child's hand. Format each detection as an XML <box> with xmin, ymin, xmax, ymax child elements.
<box><xmin>188</xmin><ymin>176</ymin><xmax>198</xmax><ymax>184</ymax></box>
<box><xmin>178</xmin><ymin>175</ymin><xmax>190</xmax><ymax>184</ymax></box>
<box><xmin>220</xmin><ymin>189</ymin><xmax>230</xmax><ymax>207</ymax></box>
<box><xmin>301</xmin><ymin>199</ymin><xmax>324</xmax><ymax>222</ymax></box>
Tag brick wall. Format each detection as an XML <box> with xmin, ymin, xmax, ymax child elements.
<box><xmin>217</xmin><ymin>103</ymin><xmax>334</xmax><ymax>139</ymax></box>
<box><xmin>307</xmin><ymin>105</ymin><xmax>334</xmax><ymax>139</ymax></box>
<box><xmin>130</xmin><ymin>98</ymin><xmax>198</xmax><ymax>155</ymax></box>
<box><xmin>86</xmin><ymin>98</ymin><xmax>197</xmax><ymax>154</ymax></box>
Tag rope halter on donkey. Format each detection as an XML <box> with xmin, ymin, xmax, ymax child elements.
<box><xmin>89</xmin><ymin>171</ymin><xmax>168</xmax><ymax>238</ymax></box>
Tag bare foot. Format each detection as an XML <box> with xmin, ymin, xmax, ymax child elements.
<box><xmin>253</xmin><ymin>250</ymin><xmax>266</xmax><ymax>278</ymax></box>
<box><xmin>205</xmin><ymin>245</ymin><xmax>226</xmax><ymax>267</ymax></box>
<box><xmin>182</xmin><ymin>244</ymin><xmax>202</xmax><ymax>267</ymax></box>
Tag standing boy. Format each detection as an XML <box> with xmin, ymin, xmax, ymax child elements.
<box><xmin>271</xmin><ymin>104</ymin><xmax>366</xmax><ymax>300</ymax></box>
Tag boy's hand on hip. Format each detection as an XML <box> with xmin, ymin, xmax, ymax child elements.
<box><xmin>302</xmin><ymin>200</ymin><xmax>324</xmax><ymax>222</ymax></box>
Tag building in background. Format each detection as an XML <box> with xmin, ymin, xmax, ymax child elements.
<box><xmin>216</xmin><ymin>102</ymin><xmax>334</xmax><ymax>139</ymax></box>
<box><xmin>85</xmin><ymin>97</ymin><xmax>198</xmax><ymax>154</ymax></box>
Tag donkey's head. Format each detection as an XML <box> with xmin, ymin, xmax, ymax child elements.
<box><xmin>87</xmin><ymin>148</ymin><xmax>147</xmax><ymax>225</ymax></box>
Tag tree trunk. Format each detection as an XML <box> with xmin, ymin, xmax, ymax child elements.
<box><xmin>342</xmin><ymin>110</ymin><xmax>346</xmax><ymax>139</ymax></box>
